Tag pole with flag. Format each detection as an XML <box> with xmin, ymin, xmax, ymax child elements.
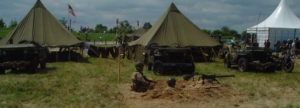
<box><xmin>137</xmin><ymin>20</ymin><xmax>140</xmax><ymax>29</ymax></box>
<box><xmin>116</xmin><ymin>18</ymin><xmax>121</xmax><ymax>84</ymax></box>
<box><xmin>68</xmin><ymin>4</ymin><xmax>76</xmax><ymax>31</ymax></box>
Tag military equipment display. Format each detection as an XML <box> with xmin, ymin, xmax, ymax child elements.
<box><xmin>144</xmin><ymin>45</ymin><xmax>195</xmax><ymax>75</ymax></box>
<box><xmin>224</xmin><ymin>45</ymin><xmax>294</xmax><ymax>72</ymax></box>
<box><xmin>0</xmin><ymin>41</ymin><xmax>48</xmax><ymax>74</ymax></box>
<box><xmin>200</xmin><ymin>74</ymin><xmax>235</xmax><ymax>84</ymax></box>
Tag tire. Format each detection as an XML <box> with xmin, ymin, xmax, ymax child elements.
<box><xmin>40</xmin><ymin>62</ymin><xmax>46</xmax><ymax>69</ymax></box>
<box><xmin>282</xmin><ymin>59</ymin><xmax>294</xmax><ymax>73</ymax></box>
<box><xmin>29</xmin><ymin>61</ymin><xmax>38</xmax><ymax>74</ymax></box>
<box><xmin>265</xmin><ymin>66</ymin><xmax>276</xmax><ymax>73</ymax></box>
<box><xmin>238</xmin><ymin>58</ymin><xmax>248</xmax><ymax>72</ymax></box>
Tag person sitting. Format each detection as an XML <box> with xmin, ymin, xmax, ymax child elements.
<box><xmin>131</xmin><ymin>62</ymin><xmax>154</xmax><ymax>92</ymax></box>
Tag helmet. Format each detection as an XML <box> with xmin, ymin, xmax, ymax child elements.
<box><xmin>183</xmin><ymin>74</ymin><xmax>193</xmax><ymax>81</ymax></box>
<box><xmin>167</xmin><ymin>78</ymin><xmax>176</xmax><ymax>88</ymax></box>
<box><xmin>135</xmin><ymin>62</ymin><xmax>144</xmax><ymax>70</ymax></box>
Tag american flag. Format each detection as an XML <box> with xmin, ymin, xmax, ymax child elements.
<box><xmin>68</xmin><ymin>4</ymin><xmax>76</xmax><ymax>17</ymax></box>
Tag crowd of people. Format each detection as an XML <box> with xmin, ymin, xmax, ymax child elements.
<box><xmin>271</xmin><ymin>38</ymin><xmax>299</xmax><ymax>58</ymax></box>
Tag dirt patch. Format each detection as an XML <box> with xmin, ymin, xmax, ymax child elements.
<box><xmin>120</xmin><ymin>79</ymin><xmax>241</xmax><ymax>107</ymax></box>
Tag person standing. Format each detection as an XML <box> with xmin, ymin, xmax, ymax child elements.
<box><xmin>292</xmin><ymin>39</ymin><xmax>297</xmax><ymax>59</ymax></box>
<box><xmin>274</xmin><ymin>40</ymin><xmax>281</xmax><ymax>56</ymax></box>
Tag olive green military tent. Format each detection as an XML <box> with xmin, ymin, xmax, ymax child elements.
<box><xmin>0</xmin><ymin>0</ymin><xmax>81</xmax><ymax>47</ymax></box>
<box><xmin>127</xmin><ymin>28</ymin><xmax>148</xmax><ymax>42</ymax></box>
<box><xmin>129</xmin><ymin>3</ymin><xmax>220</xmax><ymax>47</ymax></box>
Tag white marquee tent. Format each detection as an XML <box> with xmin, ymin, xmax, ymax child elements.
<box><xmin>247</xmin><ymin>0</ymin><xmax>300</xmax><ymax>48</ymax></box>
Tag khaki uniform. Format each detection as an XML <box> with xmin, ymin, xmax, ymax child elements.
<box><xmin>131</xmin><ymin>72</ymin><xmax>150</xmax><ymax>92</ymax></box>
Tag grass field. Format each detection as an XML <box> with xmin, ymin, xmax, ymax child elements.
<box><xmin>0</xmin><ymin>28</ymin><xmax>13</xmax><ymax>38</ymax></box>
<box><xmin>0</xmin><ymin>56</ymin><xmax>300</xmax><ymax>107</ymax></box>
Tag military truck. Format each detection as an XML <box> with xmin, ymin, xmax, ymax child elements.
<box><xmin>0</xmin><ymin>41</ymin><xmax>48</xmax><ymax>74</ymax></box>
<box><xmin>144</xmin><ymin>44</ymin><xmax>195</xmax><ymax>75</ymax></box>
<box><xmin>224</xmin><ymin>44</ymin><xmax>294</xmax><ymax>73</ymax></box>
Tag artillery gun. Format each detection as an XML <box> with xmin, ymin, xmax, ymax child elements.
<box><xmin>224</xmin><ymin>44</ymin><xmax>294</xmax><ymax>73</ymax></box>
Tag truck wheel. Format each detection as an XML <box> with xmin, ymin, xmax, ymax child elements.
<box><xmin>265</xmin><ymin>66</ymin><xmax>275</xmax><ymax>73</ymax></box>
<box><xmin>238</xmin><ymin>58</ymin><xmax>248</xmax><ymax>72</ymax></box>
<box><xmin>40</xmin><ymin>62</ymin><xmax>46</xmax><ymax>69</ymax></box>
<box><xmin>282</xmin><ymin>59</ymin><xmax>294</xmax><ymax>73</ymax></box>
<box><xmin>147</xmin><ymin>63</ymin><xmax>152</xmax><ymax>71</ymax></box>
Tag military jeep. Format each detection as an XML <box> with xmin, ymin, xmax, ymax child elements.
<box><xmin>224</xmin><ymin>45</ymin><xmax>294</xmax><ymax>73</ymax></box>
<box><xmin>144</xmin><ymin>45</ymin><xmax>195</xmax><ymax>75</ymax></box>
<box><xmin>0</xmin><ymin>41</ymin><xmax>48</xmax><ymax>74</ymax></box>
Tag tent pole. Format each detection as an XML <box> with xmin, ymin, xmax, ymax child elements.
<box><xmin>68</xmin><ymin>47</ymin><xmax>71</xmax><ymax>61</ymax></box>
<box><xmin>118</xmin><ymin>45</ymin><xmax>121</xmax><ymax>84</ymax></box>
<box><xmin>294</xmin><ymin>29</ymin><xmax>296</xmax><ymax>39</ymax></box>
<box><xmin>56</xmin><ymin>47</ymin><xmax>58</xmax><ymax>62</ymax></box>
<box><xmin>200</xmin><ymin>48</ymin><xmax>207</xmax><ymax>62</ymax></box>
<box><xmin>211</xmin><ymin>48</ymin><xmax>217</xmax><ymax>59</ymax></box>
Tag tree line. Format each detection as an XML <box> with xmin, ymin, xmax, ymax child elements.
<box><xmin>201</xmin><ymin>26</ymin><xmax>251</xmax><ymax>39</ymax></box>
<box><xmin>0</xmin><ymin>18</ymin><xmax>18</xmax><ymax>28</ymax></box>
<box><xmin>1</xmin><ymin>17</ymin><xmax>250</xmax><ymax>39</ymax></box>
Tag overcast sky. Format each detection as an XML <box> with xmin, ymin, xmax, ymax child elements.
<box><xmin>1</xmin><ymin>0</ymin><xmax>300</xmax><ymax>32</ymax></box>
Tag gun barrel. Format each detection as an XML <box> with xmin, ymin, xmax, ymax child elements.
<box><xmin>215</xmin><ymin>75</ymin><xmax>235</xmax><ymax>78</ymax></box>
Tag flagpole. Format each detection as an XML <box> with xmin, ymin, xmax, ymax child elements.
<box><xmin>69</xmin><ymin>18</ymin><xmax>72</xmax><ymax>31</ymax></box>
<box><xmin>116</xmin><ymin>18</ymin><xmax>121</xmax><ymax>84</ymax></box>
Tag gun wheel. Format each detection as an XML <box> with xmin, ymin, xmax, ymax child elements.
<box><xmin>238</xmin><ymin>58</ymin><xmax>248</xmax><ymax>72</ymax></box>
<box><xmin>282</xmin><ymin>59</ymin><xmax>294</xmax><ymax>73</ymax></box>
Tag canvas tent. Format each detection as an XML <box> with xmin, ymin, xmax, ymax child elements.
<box><xmin>247</xmin><ymin>0</ymin><xmax>300</xmax><ymax>48</ymax></box>
<box><xmin>129</xmin><ymin>3</ymin><xmax>220</xmax><ymax>47</ymax></box>
<box><xmin>126</xmin><ymin>28</ymin><xmax>148</xmax><ymax>42</ymax></box>
<box><xmin>0</xmin><ymin>0</ymin><xmax>81</xmax><ymax>47</ymax></box>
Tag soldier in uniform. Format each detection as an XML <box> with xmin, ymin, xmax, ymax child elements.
<box><xmin>131</xmin><ymin>62</ymin><xmax>154</xmax><ymax>92</ymax></box>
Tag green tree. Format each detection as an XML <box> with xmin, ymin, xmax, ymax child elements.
<box><xmin>9</xmin><ymin>19</ymin><xmax>18</xmax><ymax>28</ymax></box>
<box><xmin>0</xmin><ymin>18</ymin><xmax>5</xmax><ymax>28</ymax></box>
<box><xmin>59</xmin><ymin>17</ymin><xmax>67</xmax><ymax>27</ymax></box>
<box><xmin>119</xmin><ymin>20</ymin><xmax>134</xmax><ymax>34</ymax></box>
<box><xmin>201</xmin><ymin>29</ymin><xmax>211</xmax><ymax>35</ymax></box>
<box><xmin>221</xmin><ymin>26</ymin><xmax>230</xmax><ymax>33</ymax></box>
<box><xmin>143</xmin><ymin>22</ymin><xmax>152</xmax><ymax>29</ymax></box>
<box><xmin>212</xmin><ymin>30</ymin><xmax>222</xmax><ymax>36</ymax></box>
<box><xmin>95</xmin><ymin>24</ymin><xmax>107</xmax><ymax>33</ymax></box>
